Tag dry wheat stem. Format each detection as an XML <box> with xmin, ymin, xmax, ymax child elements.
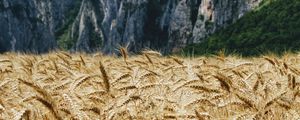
<box><xmin>0</xmin><ymin>51</ymin><xmax>299</xmax><ymax>119</ymax></box>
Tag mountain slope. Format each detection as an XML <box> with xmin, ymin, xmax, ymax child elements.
<box><xmin>184</xmin><ymin>0</ymin><xmax>300</xmax><ymax>56</ymax></box>
<box><xmin>0</xmin><ymin>0</ymin><xmax>261</xmax><ymax>54</ymax></box>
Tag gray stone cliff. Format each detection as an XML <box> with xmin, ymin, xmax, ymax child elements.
<box><xmin>0</xmin><ymin>0</ymin><xmax>262</xmax><ymax>53</ymax></box>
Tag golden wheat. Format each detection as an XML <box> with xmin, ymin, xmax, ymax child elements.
<box><xmin>0</xmin><ymin>51</ymin><xmax>300</xmax><ymax>119</ymax></box>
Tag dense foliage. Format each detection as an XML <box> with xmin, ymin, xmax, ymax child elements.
<box><xmin>184</xmin><ymin>0</ymin><xmax>300</xmax><ymax>56</ymax></box>
<box><xmin>56</xmin><ymin>0</ymin><xmax>82</xmax><ymax>50</ymax></box>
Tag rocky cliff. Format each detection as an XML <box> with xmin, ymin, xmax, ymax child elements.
<box><xmin>0</xmin><ymin>0</ymin><xmax>75</xmax><ymax>53</ymax></box>
<box><xmin>0</xmin><ymin>0</ymin><xmax>262</xmax><ymax>53</ymax></box>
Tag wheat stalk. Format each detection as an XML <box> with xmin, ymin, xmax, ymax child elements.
<box><xmin>263</xmin><ymin>56</ymin><xmax>276</xmax><ymax>66</ymax></box>
<box><xmin>235</xmin><ymin>93</ymin><xmax>257</xmax><ymax>110</ymax></box>
<box><xmin>144</xmin><ymin>54</ymin><xmax>153</xmax><ymax>64</ymax></box>
<box><xmin>171</xmin><ymin>56</ymin><xmax>184</xmax><ymax>65</ymax></box>
<box><xmin>141</xmin><ymin>50</ymin><xmax>162</xmax><ymax>56</ymax></box>
<box><xmin>120</xmin><ymin>47</ymin><xmax>128</xmax><ymax>65</ymax></box>
<box><xmin>213</xmin><ymin>72</ymin><xmax>232</xmax><ymax>92</ymax></box>
<box><xmin>194</xmin><ymin>109</ymin><xmax>206</xmax><ymax>120</ymax></box>
<box><xmin>71</xmin><ymin>75</ymin><xmax>100</xmax><ymax>91</ymax></box>
<box><xmin>13</xmin><ymin>109</ymin><xmax>30</xmax><ymax>120</ymax></box>
<box><xmin>18</xmin><ymin>78</ymin><xmax>63</xmax><ymax>119</ymax></box>
<box><xmin>187</xmin><ymin>85</ymin><xmax>220</xmax><ymax>93</ymax></box>
<box><xmin>80</xmin><ymin>55</ymin><xmax>86</xmax><ymax>66</ymax></box>
<box><xmin>1</xmin><ymin>51</ymin><xmax>300</xmax><ymax>119</ymax></box>
<box><xmin>112</xmin><ymin>73</ymin><xmax>131</xmax><ymax>85</ymax></box>
<box><xmin>99</xmin><ymin>61</ymin><xmax>110</xmax><ymax>92</ymax></box>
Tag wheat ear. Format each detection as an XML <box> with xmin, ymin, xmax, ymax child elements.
<box><xmin>120</xmin><ymin>47</ymin><xmax>128</xmax><ymax>65</ymax></box>
<box><xmin>99</xmin><ymin>61</ymin><xmax>110</xmax><ymax>92</ymax></box>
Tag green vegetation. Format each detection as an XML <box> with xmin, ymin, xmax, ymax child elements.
<box><xmin>57</xmin><ymin>25</ymin><xmax>77</xmax><ymax>50</ymax></box>
<box><xmin>57</xmin><ymin>0</ymin><xmax>103</xmax><ymax>51</ymax></box>
<box><xmin>256</xmin><ymin>0</ymin><xmax>275</xmax><ymax>10</ymax></box>
<box><xmin>56</xmin><ymin>0</ymin><xmax>82</xmax><ymax>50</ymax></box>
<box><xmin>89</xmin><ymin>25</ymin><xmax>103</xmax><ymax>50</ymax></box>
<box><xmin>184</xmin><ymin>0</ymin><xmax>300</xmax><ymax>56</ymax></box>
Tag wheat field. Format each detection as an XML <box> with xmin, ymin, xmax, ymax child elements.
<box><xmin>0</xmin><ymin>51</ymin><xmax>300</xmax><ymax>120</ymax></box>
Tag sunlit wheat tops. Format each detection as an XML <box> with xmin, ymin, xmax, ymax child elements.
<box><xmin>0</xmin><ymin>51</ymin><xmax>300</xmax><ymax>119</ymax></box>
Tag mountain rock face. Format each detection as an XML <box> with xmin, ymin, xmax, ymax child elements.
<box><xmin>0</xmin><ymin>0</ymin><xmax>74</xmax><ymax>53</ymax></box>
<box><xmin>71</xmin><ymin>0</ymin><xmax>104</xmax><ymax>52</ymax></box>
<box><xmin>0</xmin><ymin>0</ymin><xmax>262</xmax><ymax>53</ymax></box>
